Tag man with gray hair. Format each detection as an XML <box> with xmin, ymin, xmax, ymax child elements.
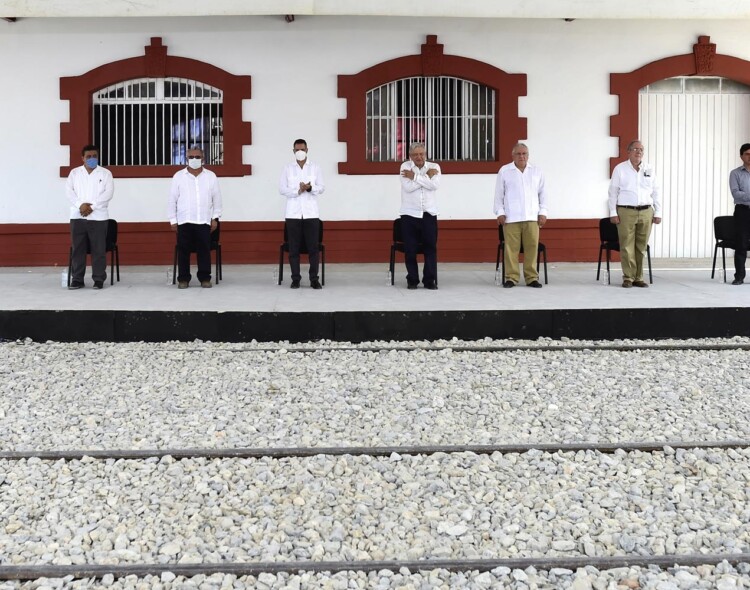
<box><xmin>608</xmin><ymin>140</ymin><xmax>661</xmax><ymax>288</ymax></box>
<box><xmin>168</xmin><ymin>146</ymin><xmax>222</xmax><ymax>289</ymax></box>
<box><xmin>493</xmin><ymin>143</ymin><xmax>548</xmax><ymax>288</ymax></box>
<box><xmin>399</xmin><ymin>142</ymin><xmax>441</xmax><ymax>289</ymax></box>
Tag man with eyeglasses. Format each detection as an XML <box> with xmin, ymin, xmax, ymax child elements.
<box><xmin>608</xmin><ymin>140</ymin><xmax>662</xmax><ymax>288</ymax></box>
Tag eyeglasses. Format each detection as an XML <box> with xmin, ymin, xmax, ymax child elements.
<box><xmin>629</xmin><ymin>148</ymin><xmax>644</xmax><ymax>153</ymax></box>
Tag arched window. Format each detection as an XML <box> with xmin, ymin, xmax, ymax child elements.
<box><xmin>60</xmin><ymin>37</ymin><xmax>251</xmax><ymax>178</ymax></box>
<box><xmin>338</xmin><ymin>35</ymin><xmax>526</xmax><ymax>174</ymax></box>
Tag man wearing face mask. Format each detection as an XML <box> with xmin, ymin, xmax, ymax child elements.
<box><xmin>279</xmin><ymin>139</ymin><xmax>325</xmax><ymax>289</ymax></box>
<box><xmin>168</xmin><ymin>146</ymin><xmax>223</xmax><ymax>288</ymax></box>
<box><xmin>65</xmin><ymin>144</ymin><xmax>114</xmax><ymax>290</ymax></box>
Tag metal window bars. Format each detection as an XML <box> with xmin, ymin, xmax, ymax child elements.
<box><xmin>92</xmin><ymin>78</ymin><xmax>224</xmax><ymax>167</ymax></box>
<box><xmin>366</xmin><ymin>76</ymin><xmax>495</xmax><ymax>162</ymax></box>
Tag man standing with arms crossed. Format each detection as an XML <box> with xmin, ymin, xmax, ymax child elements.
<box><xmin>494</xmin><ymin>143</ymin><xmax>547</xmax><ymax>288</ymax></box>
<box><xmin>608</xmin><ymin>140</ymin><xmax>661</xmax><ymax>288</ymax></box>
<box><xmin>168</xmin><ymin>146</ymin><xmax>222</xmax><ymax>289</ymax></box>
<box><xmin>400</xmin><ymin>142</ymin><xmax>441</xmax><ymax>290</ymax></box>
<box><xmin>66</xmin><ymin>144</ymin><xmax>114</xmax><ymax>290</ymax></box>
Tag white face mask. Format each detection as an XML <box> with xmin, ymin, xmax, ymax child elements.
<box><xmin>295</xmin><ymin>150</ymin><xmax>307</xmax><ymax>162</ymax></box>
<box><xmin>187</xmin><ymin>157</ymin><xmax>202</xmax><ymax>170</ymax></box>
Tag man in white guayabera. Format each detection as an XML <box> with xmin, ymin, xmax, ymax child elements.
<box><xmin>65</xmin><ymin>144</ymin><xmax>114</xmax><ymax>290</ymax></box>
<box><xmin>399</xmin><ymin>142</ymin><xmax>441</xmax><ymax>290</ymax></box>
<box><xmin>168</xmin><ymin>146</ymin><xmax>223</xmax><ymax>289</ymax></box>
<box><xmin>279</xmin><ymin>138</ymin><xmax>325</xmax><ymax>289</ymax></box>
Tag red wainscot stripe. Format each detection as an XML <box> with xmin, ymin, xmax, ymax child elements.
<box><xmin>0</xmin><ymin>219</ymin><xmax>605</xmax><ymax>266</ymax></box>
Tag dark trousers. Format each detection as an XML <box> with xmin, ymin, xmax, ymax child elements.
<box><xmin>734</xmin><ymin>204</ymin><xmax>750</xmax><ymax>280</ymax></box>
<box><xmin>401</xmin><ymin>213</ymin><xmax>438</xmax><ymax>285</ymax></box>
<box><xmin>177</xmin><ymin>223</ymin><xmax>211</xmax><ymax>283</ymax></box>
<box><xmin>70</xmin><ymin>218</ymin><xmax>107</xmax><ymax>284</ymax></box>
<box><xmin>286</xmin><ymin>218</ymin><xmax>320</xmax><ymax>281</ymax></box>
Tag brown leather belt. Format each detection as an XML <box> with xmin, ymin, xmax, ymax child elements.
<box><xmin>618</xmin><ymin>205</ymin><xmax>650</xmax><ymax>211</ymax></box>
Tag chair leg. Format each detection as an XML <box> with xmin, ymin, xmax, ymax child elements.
<box><xmin>495</xmin><ymin>244</ymin><xmax>501</xmax><ymax>272</ymax></box>
<box><xmin>501</xmin><ymin>248</ymin><xmax>505</xmax><ymax>283</ymax></box>
<box><xmin>711</xmin><ymin>244</ymin><xmax>718</xmax><ymax>279</ymax></box>
<box><xmin>321</xmin><ymin>245</ymin><xmax>326</xmax><ymax>286</ymax></box>
<box><xmin>606</xmin><ymin>249</ymin><xmax>611</xmax><ymax>284</ymax></box>
<box><xmin>596</xmin><ymin>246</ymin><xmax>603</xmax><ymax>281</ymax></box>
<box><xmin>110</xmin><ymin>248</ymin><xmax>115</xmax><ymax>285</ymax></box>
<box><xmin>115</xmin><ymin>246</ymin><xmax>120</xmax><ymax>282</ymax></box>
<box><xmin>67</xmin><ymin>247</ymin><xmax>73</xmax><ymax>287</ymax></box>
<box><xmin>647</xmin><ymin>246</ymin><xmax>653</xmax><ymax>284</ymax></box>
<box><xmin>172</xmin><ymin>245</ymin><xmax>178</xmax><ymax>285</ymax></box>
<box><xmin>388</xmin><ymin>245</ymin><xmax>396</xmax><ymax>287</ymax></box>
<box><xmin>542</xmin><ymin>249</ymin><xmax>548</xmax><ymax>285</ymax></box>
<box><xmin>722</xmin><ymin>247</ymin><xmax>727</xmax><ymax>283</ymax></box>
<box><xmin>278</xmin><ymin>246</ymin><xmax>284</xmax><ymax>285</ymax></box>
<box><xmin>215</xmin><ymin>246</ymin><xmax>220</xmax><ymax>285</ymax></box>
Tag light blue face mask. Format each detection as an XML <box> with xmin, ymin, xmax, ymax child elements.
<box><xmin>85</xmin><ymin>157</ymin><xmax>98</xmax><ymax>169</ymax></box>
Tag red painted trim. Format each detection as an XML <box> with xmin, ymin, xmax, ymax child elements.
<box><xmin>338</xmin><ymin>35</ymin><xmax>526</xmax><ymax>175</ymax></box>
<box><xmin>0</xmin><ymin>219</ymin><xmax>599</xmax><ymax>266</ymax></box>
<box><xmin>60</xmin><ymin>37</ymin><xmax>252</xmax><ymax>178</ymax></box>
<box><xmin>610</xmin><ymin>35</ymin><xmax>750</xmax><ymax>174</ymax></box>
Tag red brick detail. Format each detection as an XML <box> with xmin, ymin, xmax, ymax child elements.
<box><xmin>337</xmin><ymin>34</ymin><xmax>527</xmax><ymax>175</ymax></box>
<box><xmin>60</xmin><ymin>37</ymin><xmax>252</xmax><ymax>178</ymax></box>
<box><xmin>0</xmin><ymin>219</ymin><xmax>600</xmax><ymax>267</ymax></box>
<box><xmin>610</xmin><ymin>35</ymin><xmax>750</xmax><ymax>174</ymax></box>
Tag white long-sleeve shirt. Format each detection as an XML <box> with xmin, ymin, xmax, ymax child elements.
<box><xmin>608</xmin><ymin>160</ymin><xmax>661</xmax><ymax>217</ymax></box>
<box><xmin>65</xmin><ymin>165</ymin><xmax>114</xmax><ymax>221</ymax></box>
<box><xmin>279</xmin><ymin>160</ymin><xmax>325</xmax><ymax>219</ymax></box>
<box><xmin>493</xmin><ymin>162</ymin><xmax>548</xmax><ymax>223</ymax></box>
<box><xmin>399</xmin><ymin>160</ymin><xmax>441</xmax><ymax>217</ymax></box>
<box><xmin>167</xmin><ymin>167</ymin><xmax>223</xmax><ymax>225</ymax></box>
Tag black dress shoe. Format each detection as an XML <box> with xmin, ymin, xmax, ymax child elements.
<box><xmin>527</xmin><ymin>280</ymin><xmax>543</xmax><ymax>288</ymax></box>
<box><xmin>290</xmin><ymin>280</ymin><xmax>301</xmax><ymax>289</ymax></box>
<box><xmin>310</xmin><ymin>279</ymin><xmax>322</xmax><ymax>289</ymax></box>
<box><xmin>93</xmin><ymin>281</ymin><xmax>104</xmax><ymax>290</ymax></box>
<box><xmin>732</xmin><ymin>279</ymin><xmax>744</xmax><ymax>285</ymax></box>
<box><xmin>68</xmin><ymin>281</ymin><xmax>84</xmax><ymax>290</ymax></box>
<box><xmin>407</xmin><ymin>283</ymin><xmax>419</xmax><ymax>290</ymax></box>
<box><xmin>424</xmin><ymin>282</ymin><xmax>438</xmax><ymax>290</ymax></box>
<box><xmin>502</xmin><ymin>281</ymin><xmax>515</xmax><ymax>288</ymax></box>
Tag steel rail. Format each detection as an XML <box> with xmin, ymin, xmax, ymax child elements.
<box><xmin>165</xmin><ymin>343</ymin><xmax>750</xmax><ymax>354</ymax></box>
<box><xmin>0</xmin><ymin>553</ymin><xmax>748</xmax><ymax>581</ymax></box>
<box><xmin>1</xmin><ymin>440</ymin><xmax>748</xmax><ymax>461</ymax></box>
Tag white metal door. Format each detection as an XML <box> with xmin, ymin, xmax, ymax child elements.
<box><xmin>639</xmin><ymin>77</ymin><xmax>750</xmax><ymax>257</ymax></box>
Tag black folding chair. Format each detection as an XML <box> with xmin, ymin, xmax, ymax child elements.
<box><xmin>495</xmin><ymin>224</ymin><xmax>548</xmax><ymax>284</ymax></box>
<box><xmin>596</xmin><ymin>217</ymin><xmax>652</xmax><ymax>284</ymax></box>
<box><xmin>172</xmin><ymin>220</ymin><xmax>222</xmax><ymax>285</ymax></box>
<box><xmin>67</xmin><ymin>218</ymin><xmax>120</xmax><ymax>286</ymax></box>
<box><xmin>278</xmin><ymin>219</ymin><xmax>325</xmax><ymax>285</ymax></box>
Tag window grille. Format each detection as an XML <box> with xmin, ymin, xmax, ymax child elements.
<box><xmin>92</xmin><ymin>78</ymin><xmax>224</xmax><ymax>166</ymax></box>
<box><xmin>641</xmin><ymin>76</ymin><xmax>750</xmax><ymax>94</ymax></box>
<box><xmin>366</xmin><ymin>76</ymin><xmax>495</xmax><ymax>162</ymax></box>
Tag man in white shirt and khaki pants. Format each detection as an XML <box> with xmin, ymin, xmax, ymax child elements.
<box><xmin>608</xmin><ymin>140</ymin><xmax>662</xmax><ymax>288</ymax></box>
<box><xmin>493</xmin><ymin>143</ymin><xmax>548</xmax><ymax>289</ymax></box>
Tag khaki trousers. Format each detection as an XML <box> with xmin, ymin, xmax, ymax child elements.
<box><xmin>616</xmin><ymin>206</ymin><xmax>653</xmax><ymax>282</ymax></box>
<box><xmin>503</xmin><ymin>221</ymin><xmax>539</xmax><ymax>284</ymax></box>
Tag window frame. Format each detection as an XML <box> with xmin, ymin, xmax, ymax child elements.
<box><xmin>337</xmin><ymin>35</ymin><xmax>527</xmax><ymax>175</ymax></box>
<box><xmin>60</xmin><ymin>37</ymin><xmax>251</xmax><ymax>178</ymax></box>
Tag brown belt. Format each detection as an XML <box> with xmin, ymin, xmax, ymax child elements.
<box><xmin>618</xmin><ymin>205</ymin><xmax>650</xmax><ymax>211</ymax></box>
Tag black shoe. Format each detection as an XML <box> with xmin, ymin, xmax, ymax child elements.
<box><xmin>732</xmin><ymin>279</ymin><xmax>744</xmax><ymax>285</ymax></box>
<box><xmin>527</xmin><ymin>280</ymin><xmax>543</xmax><ymax>288</ymax></box>
<box><xmin>291</xmin><ymin>280</ymin><xmax>301</xmax><ymax>289</ymax></box>
<box><xmin>93</xmin><ymin>281</ymin><xmax>104</xmax><ymax>290</ymax></box>
<box><xmin>502</xmin><ymin>281</ymin><xmax>515</xmax><ymax>288</ymax></box>
<box><xmin>68</xmin><ymin>281</ymin><xmax>84</xmax><ymax>290</ymax></box>
<box><xmin>407</xmin><ymin>283</ymin><xmax>419</xmax><ymax>290</ymax></box>
<box><xmin>424</xmin><ymin>282</ymin><xmax>438</xmax><ymax>290</ymax></box>
<box><xmin>310</xmin><ymin>279</ymin><xmax>322</xmax><ymax>290</ymax></box>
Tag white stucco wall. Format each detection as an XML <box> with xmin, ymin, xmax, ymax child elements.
<box><xmin>1</xmin><ymin>16</ymin><xmax>749</xmax><ymax>225</ymax></box>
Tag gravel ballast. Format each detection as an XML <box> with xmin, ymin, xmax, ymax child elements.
<box><xmin>2</xmin><ymin>339</ymin><xmax>750</xmax><ymax>451</ymax></box>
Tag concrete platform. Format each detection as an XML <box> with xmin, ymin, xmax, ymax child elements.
<box><xmin>1</xmin><ymin>260</ymin><xmax>749</xmax><ymax>342</ymax></box>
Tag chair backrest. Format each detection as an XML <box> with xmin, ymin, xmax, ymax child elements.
<box><xmin>498</xmin><ymin>224</ymin><xmax>505</xmax><ymax>243</ymax></box>
<box><xmin>317</xmin><ymin>219</ymin><xmax>324</xmax><ymax>242</ymax></box>
<box><xmin>714</xmin><ymin>215</ymin><xmax>736</xmax><ymax>242</ymax></box>
<box><xmin>599</xmin><ymin>217</ymin><xmax>619</xmax><ymax>244</ymax></box>
<box><xmin>282</xmin><ymin>219</ymin><xmax>323</xmax><ymax>250</ymax></box>
<box><xmin>211</xmin><ymin>218</ymin><xmax>220</xmax><ymax>244</ymax></box>
<box><xmin>393</xmin><ymin>218</ymin><xmax>404</xmax><ymax>243</ymax></box>
<box><xmin>106</xmin><ymin>219</ymin><xmax>118</xmax><ymax>249</ymax></box>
